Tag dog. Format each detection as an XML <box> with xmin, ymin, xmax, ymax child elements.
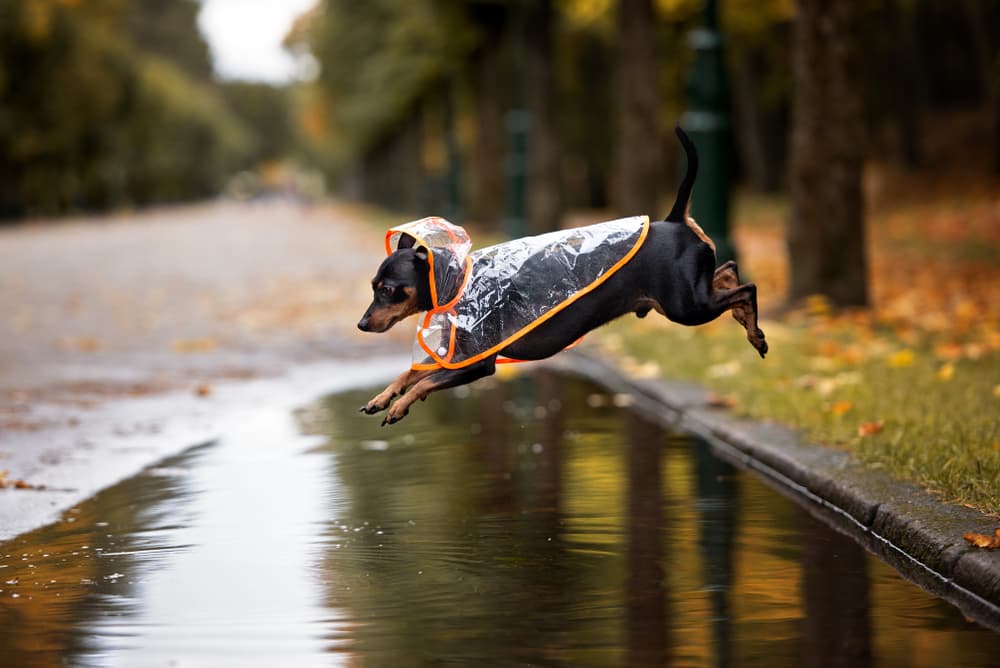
<box><xmin>358</xmin><ymin>127</ymin><xmax>767</xmax><ymax>425</ymax></box>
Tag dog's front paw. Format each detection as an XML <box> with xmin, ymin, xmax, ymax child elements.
<box><xmin>360</xmin><ymin>394</ymin><xmax>392</xmax><ymax>415</ymax></box>
<box><xmin>381</xmin><ymin>406</ymin><xmax>409</xmax><ymax>426</ymax></box>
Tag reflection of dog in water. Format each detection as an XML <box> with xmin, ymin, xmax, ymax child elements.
<box><xmin>357</xmin><ymin>127</ymin><xmax>767</xmax><ymax>425</ymax></box>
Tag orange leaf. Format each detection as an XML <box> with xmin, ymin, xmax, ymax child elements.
<box><xmin>858</xmin><ymin>421</ymin><xmax>885</xmax><ymax>437</ymax></box>
<box><xmin>706</xmin><ymin>393</ymin><xmax>738</xmax><ymax>410</ymax></box>
<box><xmin>830</xmin><ymin>400</ymin><xmax>853</xmax><ymax>416</ymax></box>
<box><xmin>963</xmin><ymin>529</ymin><xmax>1000</xmax><ymax>549</ymax></box>
<box><xmin>172</xmin><ymin>338</ymin><xmax>218</xmax><ymax>353</ymax></box>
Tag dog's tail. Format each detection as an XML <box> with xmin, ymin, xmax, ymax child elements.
<box><xmin>664</xmin><ymin>126</ymin><xmax>698</xmax><ymax>223</ymax></box>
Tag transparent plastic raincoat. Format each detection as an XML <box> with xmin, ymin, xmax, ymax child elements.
<box><xmin>385</xmin><ymin>215</ymin><xmax>650</xmax><ymax>370</ymax></box>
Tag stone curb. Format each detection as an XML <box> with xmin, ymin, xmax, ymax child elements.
<box><xmin>543</xmin><ymin>352</ymin><xmax>1000</xmax><ymax>631</ymax></box>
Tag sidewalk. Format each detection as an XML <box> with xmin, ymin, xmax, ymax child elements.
<box><xmin>0</xmin><ymin>200</ymin><xmax>407</xmax><ymax>538</ymax></box>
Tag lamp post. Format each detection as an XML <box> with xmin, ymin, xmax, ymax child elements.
<box><xmin>681</xmin><ymin>0</ymin><xmax>736</xmax><ymax>264</ymax></box>
<box><xmin>504</xmin><ymin>0</ymin><xmax>529</xmax><ymax>239</ymax></box>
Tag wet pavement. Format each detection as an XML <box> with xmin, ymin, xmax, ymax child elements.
<box><xmin>0</xmin><ymin>201</ymin><xmax>407</xmax><ymax>537</ymax></box>
<box><xmin>2</xmin><ymin>373</ymin><xmax>998</xmax><ymax>666</ymax></box>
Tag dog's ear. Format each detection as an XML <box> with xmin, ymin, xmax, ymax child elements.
<box><xmin>396</xmin><ymin>233</ymin><xmax>417</xmax><ymax>250</ymax></box>
<box><xmin>413</xmin><ymin>246</ymin><xmax>429</xmax><ymax>266</ymax></box>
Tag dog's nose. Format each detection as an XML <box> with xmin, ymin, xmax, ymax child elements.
<box><xmin>357</xmin><ymin>318</ymin><xmax>369</xmax><ymax>331</ymax></box>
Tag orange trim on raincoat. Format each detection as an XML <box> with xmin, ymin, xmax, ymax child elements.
<box><xmin>385</xmin><ymin>217</ymin><xmax>471</xmax><ymax>309</ymax></box>
<box><xmin>404</xmin><ymin>216</ymin><xmax>650</xmax><ymax>371</ymax></box>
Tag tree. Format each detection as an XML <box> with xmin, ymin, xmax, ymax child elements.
<box><xmin>613</xmin><ymin>0</ymin><xmax>661</xmax><ymax>217</ymax></box>
<box><xmin>127</xmin><ymin>0</ymin><xmax>213</xmax><ymax>81</ymax></box>
<box><xmin>525</xmin><ymin>0</ymin><xmax>561</xmax><ymax>232</ymax></box>
<box><xmin>466</xmin><ymin>1</ymin><xmax>507</xmax><ymax>227</ymax></box>
<box><xmin>786</xmin><ymin>0</ymin><xmax>869</xmax><ymax>307</ymax></box>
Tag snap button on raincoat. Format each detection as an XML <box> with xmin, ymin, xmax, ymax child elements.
<box><xmin>385</xmin><ymin>215</ymin><xmax>650</xmax><ymax>370</ymax></box>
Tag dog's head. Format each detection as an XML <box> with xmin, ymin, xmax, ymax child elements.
<box><xmin>357</xmin><ymin>234</ymin><xmax>432</xmax><ymax>333</ymax></box>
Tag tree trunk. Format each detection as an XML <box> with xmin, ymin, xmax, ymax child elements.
<box><xmin>962</xmin><ymin>0</ymin><xmax>1000</xmax><ymax>173</ymax></box>
<box><xmin>730</xmin><ymin>53</ymin><xmax>771</xmax><ymax>193</ymax></box>
<box><xmin>468</xmin><ymin>10</ymin><xmax>506</xmax><ymax>228</ymax></box>
<box><xmin>360</xmin><ymin>103</ymin><xmax>424</xmax><ymax>214</ymax></box>
<box><xmin>613</xmin><ymin>0</ymin><xmax>661</xmax><ymax>217</ymax></box>
<box><xmin>525</xmin><ymin>0</ymin><xmax>561</xmax><ymax>233</ymax></box>
<box><xmin>787</xmin><ymin>0</ymin><xmax>869</xmax><ymax>307</ymax></box>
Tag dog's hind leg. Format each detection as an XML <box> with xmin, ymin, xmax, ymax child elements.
<box><xmin>708</xmin><ymin>280</ymin><xmax>768</xmax><ymax>358</ymax></box>
<box><xmin>713</xmin><ymin>261</ymin><xmax>751</xmax><ymax>331</ymax></box>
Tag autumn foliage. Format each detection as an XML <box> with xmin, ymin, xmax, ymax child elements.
<box><xmin>603</xmin><ymin>165</ymin><xmax>1000</xmax><ymax>513</ymax></box>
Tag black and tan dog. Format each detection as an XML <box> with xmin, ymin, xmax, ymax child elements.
<box><xmin>358</xmin><ymin>127</ymin><xmax>767</xmax><ymax>425</ymax></box>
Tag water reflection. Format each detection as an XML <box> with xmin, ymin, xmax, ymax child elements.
<box><xmin>0</xmin><ymin>371</ymin><xmax>997</xmax><ymax>666</ymax></box>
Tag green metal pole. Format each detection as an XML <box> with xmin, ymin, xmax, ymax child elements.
<box><xmin>504</xmin><ymin>0</ymin><xmax>529</xmax><ymax>239</ymax></box>
<box><xmin>504</xmin><ymin>109</ymin><xmax>529</xmax><ymax>239</ymax></box>
<box><xmin>681</xmin><ymin>0</ymin><xmax>736</xmax><ymax>264</ymax></box>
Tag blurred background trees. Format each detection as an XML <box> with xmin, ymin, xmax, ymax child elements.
<box><xmin>1</xmin><ymin>0</ymin><xmax>997</xmax><ymax>304</ymax></box>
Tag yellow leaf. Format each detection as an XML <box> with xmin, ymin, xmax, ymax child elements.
<box><xmin>993</xmin><ymin>384</ymin><xmax>1000</xmax><ymax>399</ymax></box>
<box><xmin>805</xmin><ymin>294</ymin><xmax>832</xmax><ymax>317</ymax></box>
<box><xmin>887</xmin><ymin>349</ymin><xmax>915</xmax><ymax>368</ymax></box>
<box><xmin>937</xmin><ymin>363</ymin><xmax>955</xmax><ymax>381</ymax></box>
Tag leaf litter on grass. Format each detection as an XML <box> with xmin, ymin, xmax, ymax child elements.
<box><xmin>597</xmin><ymin>169</ymin><xmax>1000</xmax><ymax>514</ymax></box>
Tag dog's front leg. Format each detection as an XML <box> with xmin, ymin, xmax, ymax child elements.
<box><xmin>361</xmin><ymin>368</ymin><xmax>434</xmax><ymax>415</ymax></box>
<box><xmin>383</xmin><ymin>358</ymin><xmax>497</xmax><ymax>426</ymax></box>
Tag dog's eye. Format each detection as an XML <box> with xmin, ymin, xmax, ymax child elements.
<box><xmin>379</xmin><ymin>285</ymin><xmax>394</xmax><ymax>298</ymax></box>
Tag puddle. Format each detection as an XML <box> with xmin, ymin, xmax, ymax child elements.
<box><xmin>1</xmin><ymin>371</ymin><xmax>997</xmax><ymax>666</ymax></box>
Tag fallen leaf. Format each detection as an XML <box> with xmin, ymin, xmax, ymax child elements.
<box><xmin>830</xmin><ymin>400</ymin><xmax>854</xmax><ymax>416</ymax></box>
<box><xmin>195</xmin><ymin>384</ymin><xmax>213</xmax><ymax>397</ymax></box>
<box><xmin>0</xmin><ymin>471</ymin><xmax>43</xmax><ymax>490</ymax></box>
<box><xmin>858</xmin><ymin>421</ymin><xmax>885</xmax><ymax>437</ymax></box>
<box><xmin>887</xmin><ymin>349</ymin><xmax>915</xmax><ymax>368</ymax></box>
<box><xmin>805</xmin><ymin>294</ymin><xmax>832</xmax><ymax>317</ymax></box>
<box><xmin>65</xmin><ymin>337</ymin><xmax>100</xmax><ymax>352</ymax></box>
<box><xmin>706</xmin><ymin>393</ymin><xmax>738</xmax><ymax>409</ymax></box>
<box><xmin>171</xmin><ymin>338</ymin><xmax>218</xmax><ymax>353</ymax></box>
<box><xmin>936</xmin><ymin>363</ymin><xmax>955</xmax><ymax>381</ymax></box>
<box><xmin>963</xmin><ymin>529</ymin><xmax>1000</xmax><ymax>549</ymax></box>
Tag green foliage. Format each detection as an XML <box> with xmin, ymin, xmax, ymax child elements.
<box><xmin>309</xmin><ymin>0</ymin><xmax>477</xmax><ymax>164</ymax></box>
<box><xmin>126</xmin><ymin>0</ymin><xmax>214</xmax><ymax>81</ymax></box>
<box><xmin>124</xmin><ymin>57</ymin><xmax>251</xmax><ymax>204</ymax></box>
<box><xmin>0</xmin><ymin>0</ymin><xmax>251</xmax><ymax>217</ymax></box>
<box><xmin>218</xmin><ymin>82</ymin><xmax>296</xmax><ymax>166</ymax></box>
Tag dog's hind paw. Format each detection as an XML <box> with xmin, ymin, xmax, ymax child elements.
<box><xmin>750</xmin><ymin>329</ymin><xmax>768</xmax><ymax>359</ymax></box>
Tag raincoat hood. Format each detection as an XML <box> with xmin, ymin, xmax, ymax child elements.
<box><xmin>384</xmin><ymin>215</ymin><xmax>650</xmax><ymax>370</ymax></box>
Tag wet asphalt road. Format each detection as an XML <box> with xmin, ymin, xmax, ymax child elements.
<box><xmin>0</xmin><ymin>199</ymin><xmax>409</xmax><ymax>540</ymax></box>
